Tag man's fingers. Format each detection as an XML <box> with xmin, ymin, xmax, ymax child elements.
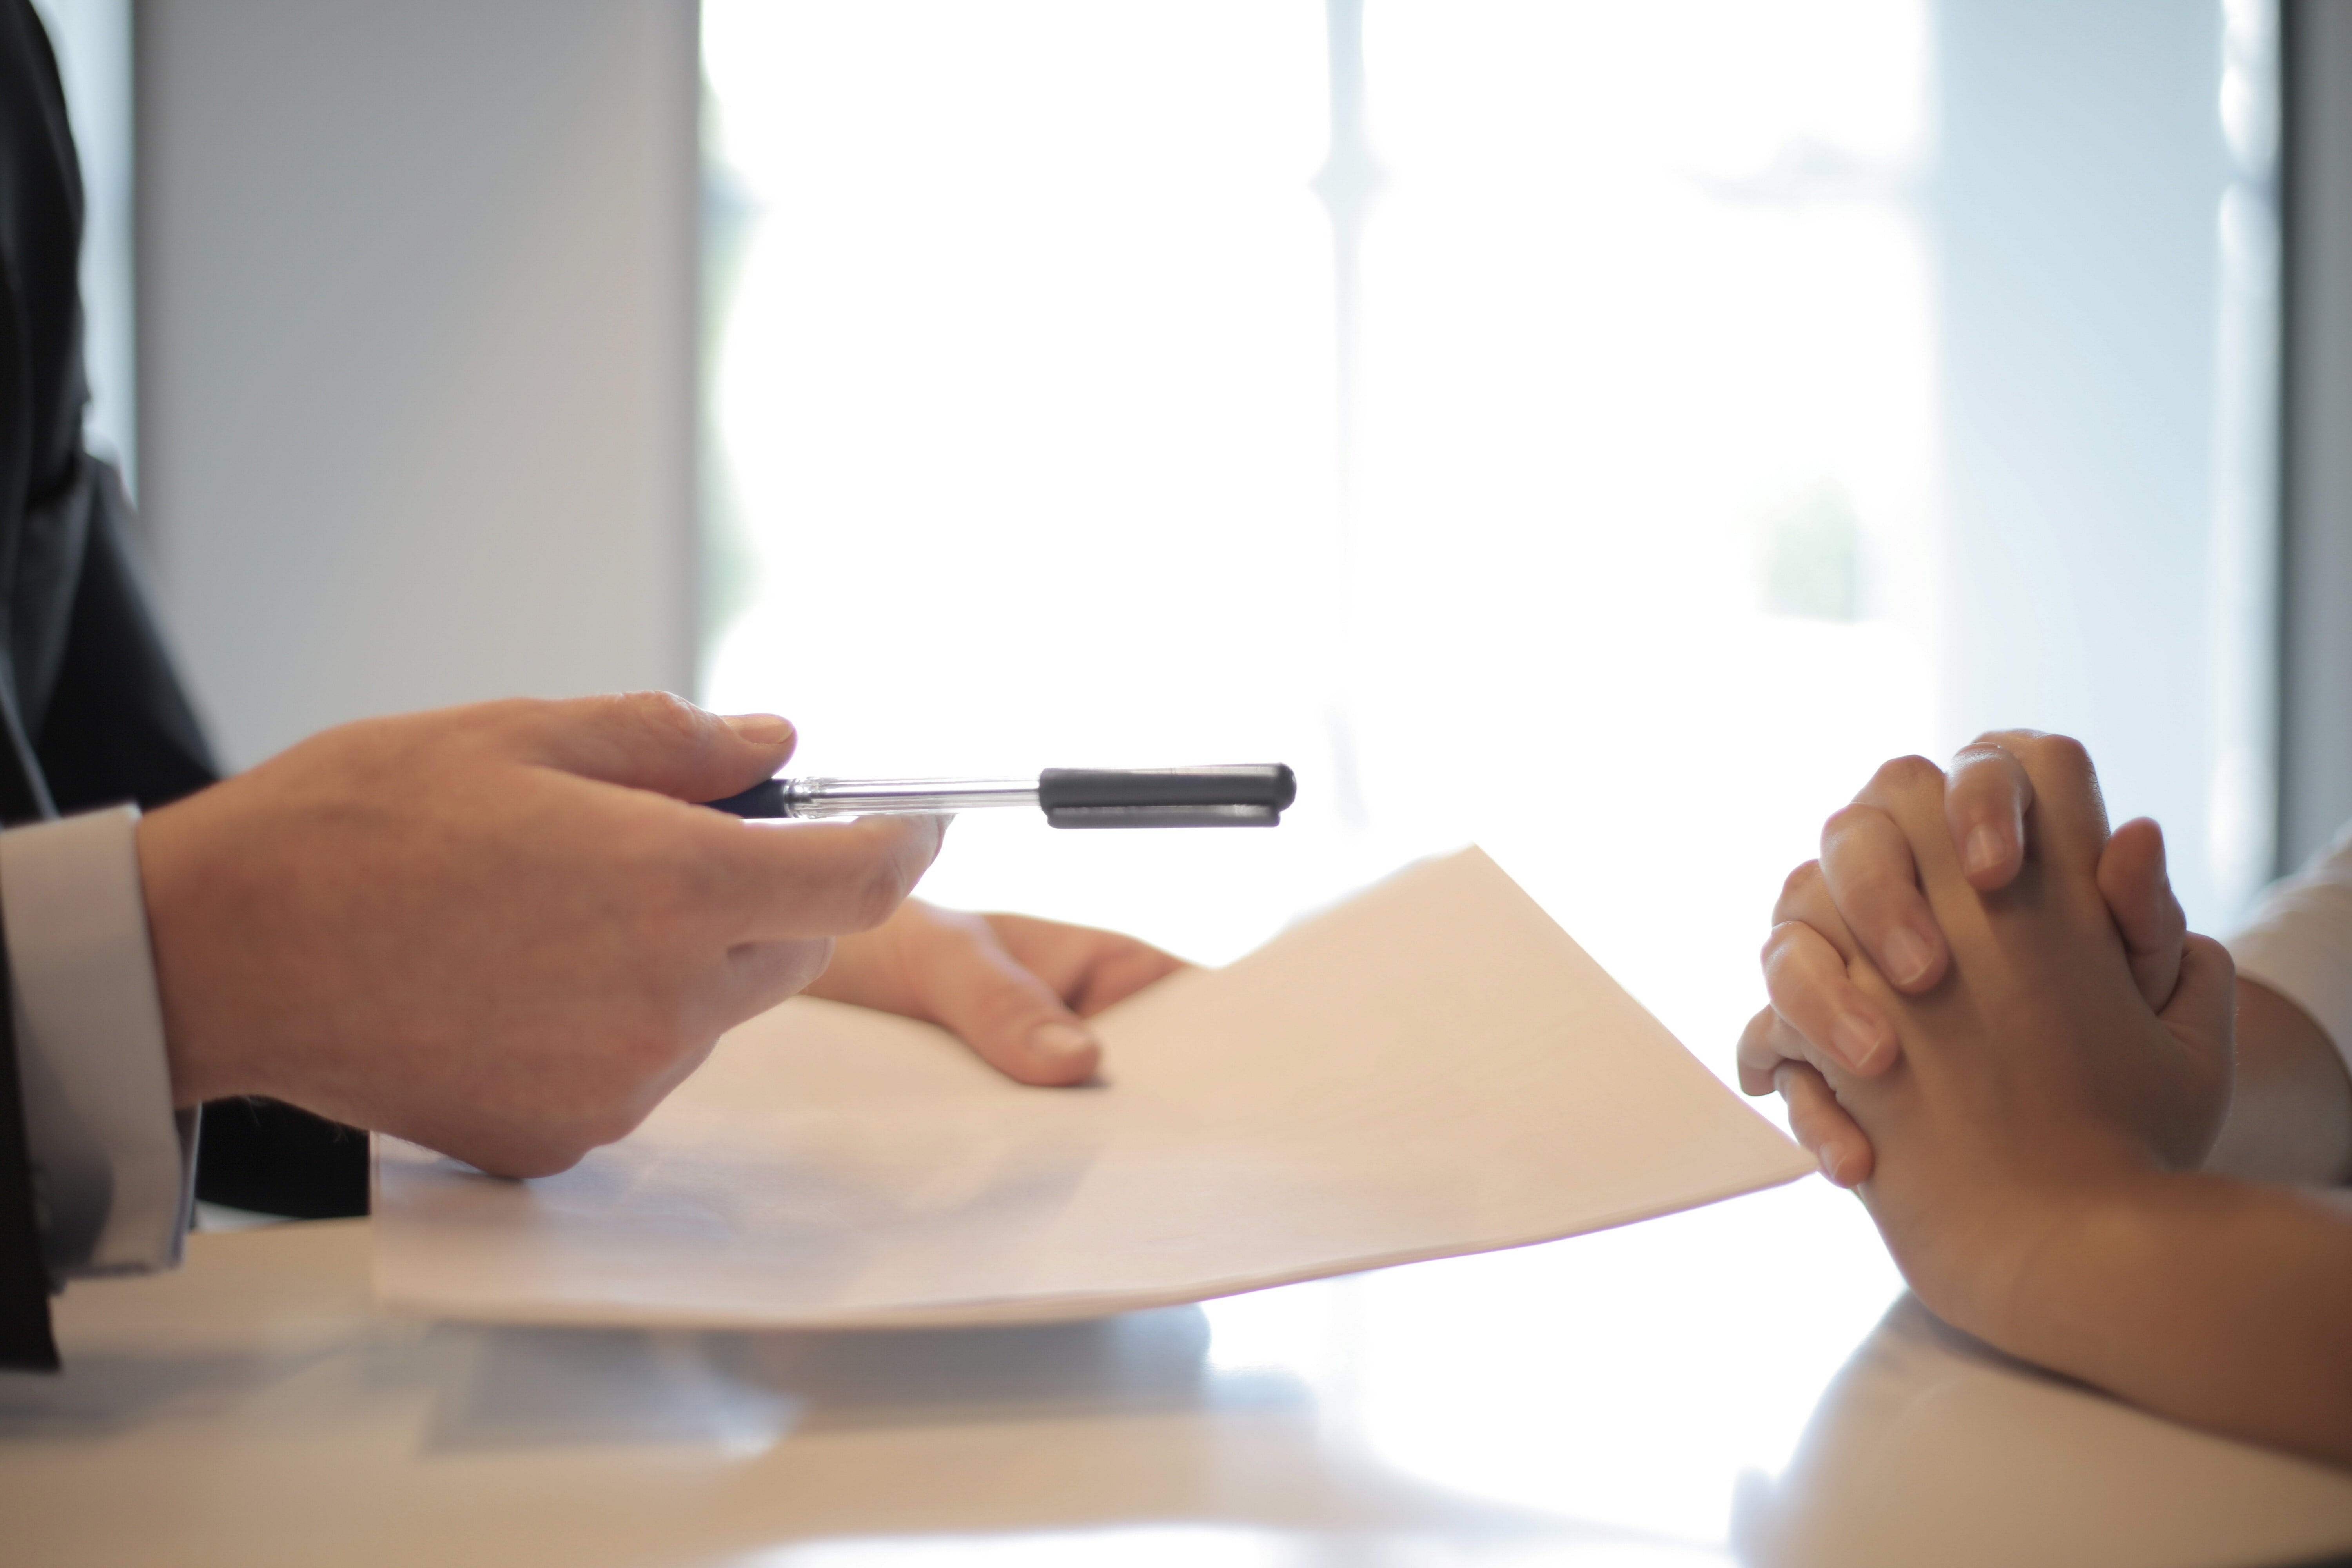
<box><xmin>1945</xmin><ymin>740</ymin><xmax>2035</xmax><ymax>890</ymax></box>
<box><xmin>2099</xmin><ymin>817</ymin><xmax>2186</xmax><ymax>1010</ymax></box>
<box><xmin>720</xmin><ymin>815</ymin><xmax>947</xmax><ymax>940</ymax></box>
<box><xmin>907</xmin><ymin>912</ymin><xmax>1104</xmax><ymax>1087</ymax></box>
<box><xmin>1775</xmin><ymin>1062</ymin><xmax>1876</xmax><ymax>1187</ymax></box>
<box><xmin>713</xmin><ymin>937</ymin><xmax>838</xmax><ymax>1028</ymax></box>
<box><xmin>1820</xmin><ymin>803</ymin><xmax>1946</xmax><ymax>992</ymax></box>
<box><xmin>517</xmin><ymin>691</ymin><xmax>798</xmax><ymax>803</ymax></box>
<box><xmin>1762</xmin><ymin>920</ymin><xmax>1897</xmax><ymax>1074</ymax></box>
<box><xmin>980</xmin><ymin>913</ymin><xmax>1188</xmax><ymax>1015</ymax></box>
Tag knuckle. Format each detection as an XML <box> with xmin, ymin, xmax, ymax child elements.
<box><xmin>624</xmin><ymin>688</ymin><xmax>710</xmax><ymax>747</ymax></box>
<box><xmin>474</xmin><ymin>695</ymin><xmax>549</xmax><ymax>734</ymax></box>
<box><xmin>1820</xmin><ymin>802</ymin><xmax>1891</xmax><ymax>853</ymax></box>
<box><xmin>609</xmin><ymin>1020</ymin><xmax>692</xmax><ymax>1093</ymax></box>
<box><xmin>848</xmin><ymin>862</ymin><xmax>914</xmax><ymax>932</ymax></box>
<box><xmin>1739</xmin><ymin>1002</ymin><xmax>1796</xmax><ymax>1065</ymax></box>
<box><xmin>2184</xmin><ymin>931</ymin><xmax>2234</xmax><ymax>976</ymax></box>
<box><xmin>2034</xmin><ymin>732</ymin><xmax>2093</xmax><ymax>777</ymax></box>
<box><xmin>1820</xmin><ymin>803</ymin><xmax>1868</xmax><ymax>836</ymax></box>
<box><xmin>577</xmin><ymin>1102</ymin><xmax>652</xmax><ymax>1152</ymax></box>
<box><xmin>786</xmin><ymin>936</ymin><xmax>837</xmax><ymax>993</ymax></box>
<box><xmin>1870</xmin><ymin>753</ymin><xmax>1943</xmax><ymax>794</ymax></box>
<box><xmin>1759</xmin><ymin>921</ymin><xmax>1817</xmax><ymax>982</ymax></box>
<box><xmin>1773</xmin><ymin>864</ymin><xmax>1829</xmax><ymax>928</ymax></box>
<box><xmin>969</xmin><ymin>988</ymin><xmax>1054</xmax><ymax>1044</ymax></box>
<box><xmin>913</xmin><ymin>904</ymin><xmax>989</xmax><ymax>950</ymax></box>
<box><xmin>1948</xmin><ymin>741</ymin><xmax>2020</xmax><ymax>787</ymax></box>
<box><xmin>742</xmin><ymin>937</ymin><xmax>834</xmax><ymax>1004</ymax></box>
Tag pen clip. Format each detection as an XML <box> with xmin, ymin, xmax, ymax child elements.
<box><xmin>1038</xmin><ymin>765</ymin><xmax>1295</xmax><ymax>828</ymax></box>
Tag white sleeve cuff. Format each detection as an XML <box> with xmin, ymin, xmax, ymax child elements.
<box><xmin>2227</xmin><ymin>818</ymin><xmax>2352</xmax><ymax>1082</ymax></box>
<box><xmin>1</xmin><ymin>805</ymin><xmax>193</xmax><ymax>1279</ymax></box>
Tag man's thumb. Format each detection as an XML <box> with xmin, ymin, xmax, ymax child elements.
<box><xmin>915</xmin><ymin>921</ymin><xmax>1103</xmax><ymax>1088</ymax></box>
<box><xmin>522</xmin><ymin>691</ymin><xmax>797</xmax><ymax>802</ymax></box>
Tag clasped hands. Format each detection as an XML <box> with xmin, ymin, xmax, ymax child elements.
<box><xmin>1736</xmin><ymin>732</ymin><xmax>2235</xmax><ymax>1343</ymax></box>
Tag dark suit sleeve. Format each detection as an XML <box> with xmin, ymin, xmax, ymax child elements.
<box><xmin>34</xmin><ymin>461</ymin><xmax>218</xmax><ymax>815</ymax></box>
<box><xmin>0</xmin><ymin>922</ymin><xmax>59</xmax><ymax>1370</ymax></box>
<box><xmin>31</xmin><ymin>468</ymin><xmax>367</xmax><ymax>1222</ymax></box>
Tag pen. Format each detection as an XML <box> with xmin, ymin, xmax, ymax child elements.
<box><xmin>703</xmin><ymin>764</ymin><xmax>1297</xmax><ymax>828</ymax></box>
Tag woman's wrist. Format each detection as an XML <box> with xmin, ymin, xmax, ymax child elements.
<box><xmin>1976</xmin><ymin>1169</ymin><xmax>2234</xmax><ymax>1371</ymax></box>
<box><xmin>1875</xmin><ymin>1144</ymin><xmax>2173</xmax><ymax>1354</ymax></box>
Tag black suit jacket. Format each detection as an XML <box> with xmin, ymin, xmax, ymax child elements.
<box><xmin>1</xmin><ymin>1</ymin><xmax>363</xmax><ymax>1371</ymax></box>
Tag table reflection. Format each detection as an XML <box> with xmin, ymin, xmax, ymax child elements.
<box><xmin>15</xmin><ymin>1189</ymin><xmax>2352</xmax><ymax>1568</ymax></box>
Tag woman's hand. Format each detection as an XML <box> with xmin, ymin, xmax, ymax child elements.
<box><xmin>808</xmin><ymin>900</ymin><xmax>1188</xmax><ymax>1085</ymax></box>
<box><xmin>1791</xmin><ymin>738</ymin><xmax>2235</xmax><ymax>1341</ymax></box>
<box><xmin>1740</xmin><ymin>730</ymin><xmax>2188</xmax><ymax>1185</ymax></box>
<box><xmin>1754</xmin><ymin>737</ymin><xmax>2352</xmax><ymax>1470</ymax></box>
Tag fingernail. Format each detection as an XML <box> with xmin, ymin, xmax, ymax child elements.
<box><xmin>1964</xmin><ymin>824</ymin><xmax>2005</xmax><ymax>877</ymax></box>
<box><xmin>1029</xmin><ymin>1022</ymin><xmax>1099</xmax><ymax>1066</ymax></box>
<box><xmin>1817</xmin><ymin>1146</ymin><xmax>1844</xmax><ymax>1185</ymax></box>
<box><xmin>1883</xmin><ymin>927</ymin><xmax>1935</xmax><ymax>988</ymax></box>
<box><xmin>1831</xmin><ymin>1010</ymin><xmax>1887</xmax><ymax>1072</ymax></box>
<box><xmin>726</xmin><ymin>713</ymin><xmax>794</xmax><ymax>745</ymax></box>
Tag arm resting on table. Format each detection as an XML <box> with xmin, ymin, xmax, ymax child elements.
<box><xmin>2002</xmin><ymin>1172</ymin><xmax>2352</xmax><ymax>1470</ymax></box>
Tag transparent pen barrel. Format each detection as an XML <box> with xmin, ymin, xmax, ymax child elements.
<box><xmin>783</xmin><ymin>778</ymin><xmax>1040</xmax><ymax>818</ymax></box>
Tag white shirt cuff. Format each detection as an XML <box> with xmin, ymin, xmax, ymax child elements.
<box><xmin>1</xmin><ymin>805</ymin><xmax>193</xmax><ymax>1279</ymax></box>
<box><xmin>2228</xmin><ymin>818</ymin><xmax>2352</xmax><ymax>1082</ymax></box>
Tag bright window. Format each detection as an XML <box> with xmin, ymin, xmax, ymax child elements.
<box><xmin>701</xmin><ymin>1</ymin><xmax>1941</xmax><ymax>1078</ymax></box>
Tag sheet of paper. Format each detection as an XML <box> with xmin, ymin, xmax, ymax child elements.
<box><xmin>373</xmin><ymin>847</ymin><xmax>1812</xmax><ymax>1327</ymax></box>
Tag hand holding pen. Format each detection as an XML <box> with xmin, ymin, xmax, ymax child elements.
<box><xmin>704</xmin><ymin>764</ymin><xmax>1297</xmax><ymax>827</ymax></box>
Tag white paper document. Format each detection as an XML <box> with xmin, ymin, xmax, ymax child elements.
<box><xmin>374</xmin><ymin>848</ymin><xmax>1812</xmax><ymax>1327</ymax></box>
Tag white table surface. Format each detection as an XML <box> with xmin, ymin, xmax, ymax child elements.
<box><xmin>9</xmin><ymin>1182</ymin><xmax>2352</xmax><ymax>1568</ymax></box>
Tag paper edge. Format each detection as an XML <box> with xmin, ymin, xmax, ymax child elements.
<box><xmin>372</xmin><ymin>1150</ymin><xmax>1816</xmax><ymax>1330</ymax></box>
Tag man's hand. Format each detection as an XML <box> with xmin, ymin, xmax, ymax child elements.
<box><xmin>809</xmin><ymin>902</ymin><xmax>1187</xmax><ymax>1085</ymax></box>
<box><xmin>1739</xmin><ymin>730</ymin><xmax>2187</xmax><ymax>1185</ymax></box>
<box><xmin>138</xmin><ymin>693</ymin><xmax>943</xmax><ymax>1179</ymax></box>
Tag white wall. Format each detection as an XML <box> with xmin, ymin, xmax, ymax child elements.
<box><xmin>1934</xmin><ymin>0</ymin><xmax>2249</xmax><ymax>926</ymax></box>
<box><xmin>136</xmin><ymin>0</ymin><xmax>699</xmax><ymax>770</ymax></box>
